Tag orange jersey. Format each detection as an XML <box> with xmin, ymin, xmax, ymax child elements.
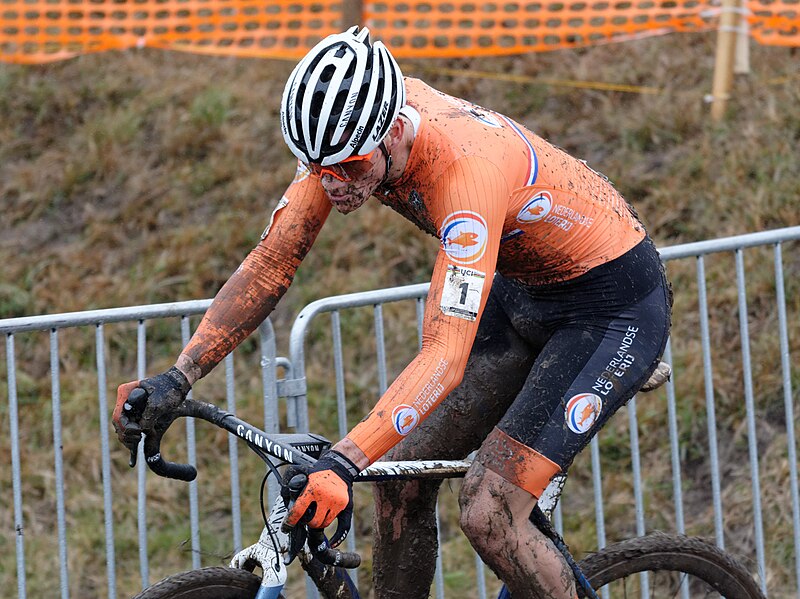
<box><xmin>184</xmin><ymin>78</ymin><xmax>646</xmax><ymax>463</ymax></box>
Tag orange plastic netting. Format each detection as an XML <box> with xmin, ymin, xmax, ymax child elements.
<box><xmin>1</xmin><ymin>0</ymin><xmax>797</xmax><ymax>64</ymax></box>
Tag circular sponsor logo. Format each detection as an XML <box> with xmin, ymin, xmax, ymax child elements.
<box><xmin>392</xmin><ymin>405</ymin><xmax>420</xmax><ymax>436</ymax></box>
<box><xmin>565</xmin><ymin>393</ymin><xmax>603</xmax><ymax>434</ymax></box>
<box><xmin>293</xmin><ymin>161</ymin><xmax>311</xmax><ymax>184</ymax></box>
<box><xmin>516</xmin><ymin>192</ymin><xmax>552</xmax><ymax>224</ymax></box>
<box><xmin>466</xmin><ymin>107</ymin><xmax>503</xmax><ymax>128</ymax></box>
<box><xmin>440</xmin><ymin>211</ymin><xmax>488</xmax><ymax>265</ymax></box>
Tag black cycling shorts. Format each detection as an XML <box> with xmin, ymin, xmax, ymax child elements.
<box><xmin>478</xmin><ymin>236</ymin><xmax>672</xmax><ymax>476</ymax></box>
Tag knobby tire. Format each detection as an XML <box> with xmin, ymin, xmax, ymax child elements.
<box><xmin>577</xmin><ymin>532</ymin><xmax>765</xmax><ymax>598</ymax></box>
<box><xmin>132</xmin><ymin>566</ymin><xmax>270</xmax><ymax>599</ymax></box>
<box><xmin>131</xmin><ymin>561</ymin><xmax>353</xmax><ymax>599</ymax></box>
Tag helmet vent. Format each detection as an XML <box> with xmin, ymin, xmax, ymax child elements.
<box><xmin>355</xmin><ymin>83</ymin><xmax>370</xmax><ymax>110</ymax></box>
<box><xmin>311</xmin><ymin>90</ymin><xmax>326</xmax><ymax>118</ymax></box>
<box><xmin>333</xmin><ymin>89</ymin><xmax>349</xmax><ymax>117</ymax></box>
<box><xmin>319</xmin><ymin>64</ymin><xmax>336</xmax><ymax>84</ymax></box>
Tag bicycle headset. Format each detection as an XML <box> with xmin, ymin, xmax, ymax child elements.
<box><xmin>280</xmin><ymin>26</ymin><xmax>406</xmax><ymax>166</ymax></box>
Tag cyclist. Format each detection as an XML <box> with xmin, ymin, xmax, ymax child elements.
<box><xmin>113</xmin><ymin>26</ymin><xmax>671</xmax><ymax>599</ymax></box>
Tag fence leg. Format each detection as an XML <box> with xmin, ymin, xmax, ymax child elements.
<box><xmin>710</xmin><ymin>0</ymin><xmax>742</xmax><ymax>120</ymax></box>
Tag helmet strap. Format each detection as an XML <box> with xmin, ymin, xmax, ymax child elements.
<box><xmin>378</xmin><ymin>141</ymin><xmax>393</xmax><ymax>188</ymax></box>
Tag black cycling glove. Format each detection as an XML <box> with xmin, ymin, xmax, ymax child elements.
<box><xmin>113</xmin><ymin>366</ymin><xmax>191</xmax><ymax>465</ymax></box>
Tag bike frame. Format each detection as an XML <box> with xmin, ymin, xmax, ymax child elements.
<box><xmin>147</xmin><ymin>399</ymin><xmax>575</xmax><ymax>599</ymax></box>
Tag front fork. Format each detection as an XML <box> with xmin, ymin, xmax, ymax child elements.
<box><xmin>230</xmin><ymin>499</ymin><xmax>291</xmax><ymax>599</ymax></box>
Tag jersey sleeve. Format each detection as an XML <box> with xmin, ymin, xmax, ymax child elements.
<box><xmin>347</xmin><ymin>156</ymin><xmax>509</xmax><ymax>463</ymax></box>
<box><xmin>183</xmin><ymin>163</ymin><xmax>331</xmax><ymax>377</ymax></box>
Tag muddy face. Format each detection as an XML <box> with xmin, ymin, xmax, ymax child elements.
<box><xmin>319</xmin><ymin>151</ymin><xmax>386</xmax><ymax>214</ymax></box>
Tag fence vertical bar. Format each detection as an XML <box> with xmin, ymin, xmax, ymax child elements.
<box><xmin>181</xmin><ymin>316</ymin><xmax>202</xmax><ymax>570</ymax></box>
<box><xmin>136</xmin><ymin>320</ymin><xmax>149</xmax><ymax>588</ymax></box>
<box><xmin>7</xmin><ymin>333</ymin><xmax>27</xmax><ymax>599</ymax></box>
<box><xmin>374</xmin><ymin>304</ymin><xmax>388</xmax><ymax>394</ymax></box>
<box><xmin>735</xmin><ymin>249</ymin><xmax>767</xmax><ymax>593</ymax></box>
<box><xmin>697</xmin><ymin>255</ymin><xmax>725</xmax><ymax>548</ymax></box>
<box><xmin>590</xmin><ymin>435</ymin><xmax>606</xmax><ymax>549</ymax></box>
<box><xmin>332</xmin><ymin>311</ymin><xmax>348</xmax><ymax>439</ymax></box>
<box><xmin>259</xmin><ymin>320</ymin><xmax>279</xmax><ymax>433</ymax></box>
<box><xmin>259</xmin><ymin>320</ymin><xmax>281</xmax><ymax>503</ymax></box>
<box><xmin>663</xmin><ymin>340</ymin><xmax>689</xmax><ymax>599</ymax></box>
<box><xmin>627</xmin><ymin>397</ymin><xmax>649</xmax><ymax>597</ymax></box>
<box><xmin>434</xmin><ymin>502</ymin><xmax>445</xmax><ymax>599</ymax></box>
<box><xmin>286</xmin><ymin>362</ymin><xmax>299</xmax><ymax>431</ymax></box>
<box><xmin>475</xmin><ymin>553</ymin><xmax>487</xmax><ymax>599</ymax></box>
<box><xmin>225</xmin><ymin>353</ymin><xmax>243</xmax><ymax>553</ymax></box>
<box><xmin>663</xmin><ymin>339</ymin><xmax>686</xmax><ymax>534</ymax></box>
<box><xmin>95</xmin><ymin>324</ymin><xmax>117</xmax><ymax>599</ymax></box>
<box><xmin>590</xmin><ymin>435</ymin><xmax>609</xmax><ymax>599</ymax></box>
<box><xmin>775</xmin><ymin>242</ymin><xmax>800</xmax><ymax>595</ymax></box>
<box><xmin>331</xmin><ymin>311</ymin><xmax>359</xmax><ymax>587</ymax></box>
<box><xmin>267</xmin><ymin>332</ymin><xmax>310</xmax><ymax>599</ymax></box>
<box><xmin>628</xmin><ymin>397</ymin><xmax>646</xmax><ymax>537</ymax></box>
<box><xmin>50</xmin><ymin>329</ymin><xmax>70</xmax><ymax>599</ymax></box>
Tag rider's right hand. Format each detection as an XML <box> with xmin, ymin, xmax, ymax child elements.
<box><xmin>112</xmin><ymin>367</ymin><xmax>192</xmax><ymax>466</ymax></box>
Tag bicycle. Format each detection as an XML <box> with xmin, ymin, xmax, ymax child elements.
<box><xmin>128</xmin><ymin>394</ymin><xmax>766</xmax><ymax>599</ymax></box>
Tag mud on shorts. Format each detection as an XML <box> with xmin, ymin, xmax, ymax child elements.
<box><xmin>474</xmin><ymin>236</ymin><xmax>672</xmax><ymax>498</ymax></box>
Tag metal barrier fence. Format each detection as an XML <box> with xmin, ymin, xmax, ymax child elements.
<box><xmin>1</xmin><ymin>225</ymin><xmax>799</xmax><ymax>598</ymax></box>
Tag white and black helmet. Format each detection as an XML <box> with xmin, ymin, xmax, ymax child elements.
<box><xmin>280</xmin><ymin>27</ymin><xmax>406</xmax><ymax>166</ymax></box>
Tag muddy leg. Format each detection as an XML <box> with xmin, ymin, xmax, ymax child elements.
<box><xmin>371</xmin><ymin>404</ymin><xmax>496</xmax><ymax>598</ymax></box>
<box><xmin>460</xmin><ymin>463</ymin><xmax>576</xmax><ymax>599</ymax></box>
<box><xmin>372</xmin><ymin>285</ymin><xmax>541</xmax><ymax>599</ymax></box>
<box><xmin>372</xmin><ymin>474</ymin><xmax>443</xmax><ymax>599</ymax></box>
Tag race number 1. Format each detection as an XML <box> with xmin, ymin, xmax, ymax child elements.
<box><xmin>440</xmin><ymin>266</ymin><xmax>486</xmax><ymax>321</ymax></box>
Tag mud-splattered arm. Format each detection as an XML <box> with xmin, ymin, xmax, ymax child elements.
<box><xmin>344</xmin><ymin>156</ymin><xmax>509</xmax><ymax>465</ymax></box>
<box><xmin>180</xmin><ymin>169</ymin><xmax>331</xmax><ymax>381</ymax></box>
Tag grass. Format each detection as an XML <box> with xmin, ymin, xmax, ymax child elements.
<box><xmin>1</xmin><ymin>33</ymin><xmax>799</xmax><ymax>597</ymax></box>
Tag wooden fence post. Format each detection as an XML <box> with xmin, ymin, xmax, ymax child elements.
<box><xmin>710</xmin><ymin>0</ymin><xmax>743</xmax><ymax>120</ymax></box>
<box><xmin>342</xmin><ymin>0</ymin><xmax>363</xmax><ymax>29</ymax></box>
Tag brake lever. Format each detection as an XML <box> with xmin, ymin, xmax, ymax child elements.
<box><xmin>141</xmin><ymin>406</ymin><xmax>198</xmax><ymax>482</ymax></box>
<box><xmin>280</xmin><ymin>474</ymin><xmax>361</xmax><ymax>568</ymax></box>
<box><xmin>282</xmin><ymin>473</ymin><xmax>309</xmax><ymax>565</ymax></box>
<box><xmin>306</xmin><ymin>528</ymin><xmax>361</xmax><ymax>568</ymax></box>
<box><xmin>123</xmin><ymin>387</ymin><xmax>148</xmax><ymax>467</ymax></box>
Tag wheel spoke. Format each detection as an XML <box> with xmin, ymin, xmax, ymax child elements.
<box><xmin>598</xmin><ymin>568</ymin><xmax>752</xmax><ymax>598</ymax></box>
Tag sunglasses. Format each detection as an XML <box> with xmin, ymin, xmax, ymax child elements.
<box><xmin>307</xmin><ymin>149</ymin><xmax>378</xmax><ymax>182</ymax></box>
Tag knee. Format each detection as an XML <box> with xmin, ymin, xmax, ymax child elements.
<box><xmin>459</xmin><ymin>487</ymin><xmax>482</xmax><ymax>546</ymax></box>
<box><xmin>458</xmin><ymin>468</ymin><xmax>510</xmax><ymax>547</ymax></box>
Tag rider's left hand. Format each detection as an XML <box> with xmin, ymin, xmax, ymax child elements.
<box><xmin>281</xmin><ymin>450</ymin><xmax>359</xmax><ymax>548</ymax></box>
<box><xmin>112</xmin><ymin>367</ymin><xmax>192</xmax><ymax>466</ymax></box>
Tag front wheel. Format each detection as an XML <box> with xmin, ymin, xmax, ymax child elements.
<box><xmin>578</xmin><ymin>532</ymin><xmax>765</xmax><ymax>598</ymax></box>
<box><xmin>133</xmin><ymin>567</ymin><xmax>265</xmax><ymax>599</ymax></box>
